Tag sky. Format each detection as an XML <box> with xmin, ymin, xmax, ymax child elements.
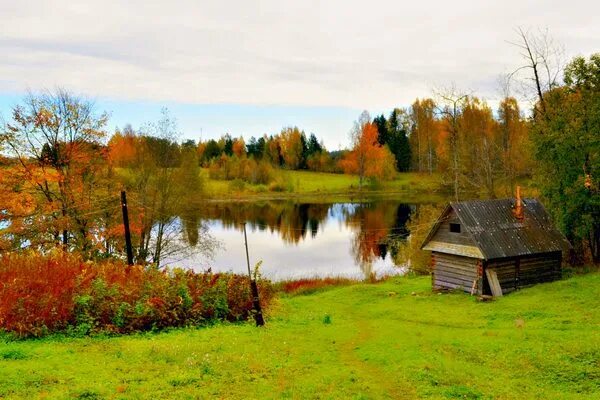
<box><xmin>1</xmin><ymin>0</ymin><xmax>599</xmax><ymax>149</ymax></box>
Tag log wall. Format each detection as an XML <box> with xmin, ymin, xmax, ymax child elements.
<box><xmin>431</xmin><ymin>251</ymin><xmax>562</xmax><ymax>295</ymax></box>
<box><xmin>431</xmin><ymin>252</ymin><xmax>480</xmax><ymax>293</ymax></box>
<box><xmin>486</xmin><ymin>252</ymin><xmax>562</xmax><ymax>295</ymax></box>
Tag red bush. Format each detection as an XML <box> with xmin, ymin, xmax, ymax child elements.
<box><xmin>278</xmin><ymin>277</ymin><xmax>355</xmax><ymax>295</ymax></box>
<box><xmin>0</xmin><ymin>251</ymin><xmax>273</xmax><ymax>337</ymax></box>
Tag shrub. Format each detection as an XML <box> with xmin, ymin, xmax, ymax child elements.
<box><xmin>208</xmin><ymin>155</ymin><xmax>275</xmax><ymax>185</ymax></box>
<box><xmin>228</xmin><ymin>178</ymin><xmax>246</xmax><ymax>192</ymax></box>
<box><xmin>367</xmin><ymin>178</ymin><xmax>383</xmax><ymax>191</ymax></box>
<box><xmin>253</xmin><ymin>184</ymin><xmax>268</xmax><ymax>193</ymax></box>
<box><xmin>276</xmin><ymin>277</ymin><xmax>355</xmax><ymax>295</ymax></box>
<box><xmin>268</xmin><ymin>173</ymin><xmax>294</xmax><ymax>193</ymax></box>
<box><xmin>268</xmin><ymin>180</ymin><xmax>287</xmax><ymax>192</ymax></box>
<box><xmin>0</xmin><ymin>251</ymin><xmax>273</xmax><ymax>337</ymax></box>
<box><xmin>251</xmin><ymin>160</ymin><xmax>275</xmax><ymax>185</ymax></box>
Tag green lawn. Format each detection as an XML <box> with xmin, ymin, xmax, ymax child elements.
<box><xmin>2</xmin><ymin>273</ymin><xmax>599</xmax><ymax>399</ymax></box>
<box><xmin>204</xmin><ymin>169</ymin><xmax>445</xmax><ymax>201</ymax></box>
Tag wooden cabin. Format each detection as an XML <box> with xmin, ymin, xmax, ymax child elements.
<box><xmin>421</xmin><ymin>190</ymin><xmax>571</xmax><ymax>296</ymax></box>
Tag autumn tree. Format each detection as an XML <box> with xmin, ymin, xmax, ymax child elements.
<box><xmin>340</xmin><ymin>111</ymin><xmax>397</xmax><ymax>188</ymax></box>
<box><xmin>458</xmin><ymin>97</ymin><xmax>501</xmax><ymax>197</ymax></box>
<box><xmin>232</xmin><ymin>136</ymin><xmax>246</xmax><ymax>158</ymax></box>
<box><xmin>264</xmin><ymin>135</ymin><xmax>283</xmax><ymax>166</ymax></box>
<box><xmin>0</xmin><ymin>89</ymin><xmax>110</xmax><ymax>254</ymax></box>
<box><xmin>409</xmin><ymin>98</ymin><xmax>439</xmax><ymax>173</ymax></box>
<box><xmin>435</xmin><ymin>87</ymin><xmax>470</xmax><ymax>200</ymax></box>
<box><xmin>279</xmin><ymin>127</ymin><xmax>306</xmax><ymax>169</ymax></box>
<box><xmin>497</xmin><ymin>97</ymin><xmax>531</xmax><ymax>193</ymax></box>
<box><xmin>108</xmin><ymin>124</ymin><xmax>137</xmax><ymax>167</ymax></box>
<box><xmin>111</xmin><ymin>109</ymin><xmax>216</xmax><ymax>267</ymax></box>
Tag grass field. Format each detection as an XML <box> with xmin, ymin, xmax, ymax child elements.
<box><xmin>204</xmin><ymin>169</ymin><xmax>446</xmax><ymax>201</ymax></box>
<box><xmin>1</xmin><ymin>273</ymin><xmax>598</xmax><ymax>399</ymax></box>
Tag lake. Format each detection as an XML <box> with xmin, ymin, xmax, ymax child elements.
<box><xmin>165</xmin><ymin>199</ymin><xmax>430</xmax><ymax>281</ymax></box>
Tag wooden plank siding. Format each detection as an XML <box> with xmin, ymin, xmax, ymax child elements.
<box><xmin>432</xmin><ymin>251</ymin><xmax>562</xmax><ymax>296</ymax></box>
<box><xmin>485</xmin><ymin>252</ymin><xmax>562</xmax><ymax>295</ymax></box>
<box><xmin>432</xmin><ymin>252</ymin><xmax>479</xmax><ymax>293</ymax></box>
<box><xmin>428</xmin><ymin>210</ymin><xmax>477</xmax><ymax>247</ymax></box>
<box><xmin>422</xmin><ymin>200</ymin><xmax>569</xmax><ymax>295</ymax></box>
<box><xmin>423</xmin><ymin>210</ymin><xmax>483</xmax><ymax>258</ymax></box>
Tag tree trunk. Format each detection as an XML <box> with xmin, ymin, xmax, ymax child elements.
<box><xmin>154</xmin><ymin>221</ymin><xmax>165</xmax><ymax>268</ymax></box>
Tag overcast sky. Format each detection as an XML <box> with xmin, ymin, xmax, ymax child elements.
<box><xmin>1</xmin><ymin>0</ymin><xmax>598</xmax><ymax>148</ymax></box>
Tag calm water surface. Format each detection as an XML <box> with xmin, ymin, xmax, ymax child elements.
<box><xmin>168</xmin><ymin>199</ymin><xmax>426</xmax><ymax>281</ymax></box>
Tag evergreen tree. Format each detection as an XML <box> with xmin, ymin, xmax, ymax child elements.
<box><xmin>373</xmin><ymin>114</ymin><xmax>389</xmax><ymax>146</ymax></box>
<box><xmin>256</xmin><ymin>136</ymin><xmax>266</xmax><ymax>159</ymax></box>
<box><xmin>222</xmin><ymin>134</ymin><xmax>233</xmax><ymax>156</ymax></box>
<box><xmin>387</xmin><ymin>109</ymin><xmax>411</xmax><ymax>172</ymax></box>
<box><xmin>203</xmin><ymin>139</ymin><xmax>221</xmax><ymax>161</ymax></box>
<box><xmin>300</xmin><ymin>131</ymin><xmax>309</xmax><ymax>169</ymax></box>
<box><xmin>181</xmin><ymin>139</ymin><xmax>196</xmax><ymax>151</ymax></box>
<box><xmin>246</xmin><ymin>136</ymin><xmax>259</xmax><ymax>158</ymax></box>
<box><xmin>307</xmin><ymin>133</ymin><xmax>323</xmax><ymax>156</ymax></box>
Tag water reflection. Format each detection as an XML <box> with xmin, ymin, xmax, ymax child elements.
<box><xmin>343</xmin><ymin>202</ymin><xmax>412</xmax><ymax>279</ymax></box>
<box><xmin>172</xmin><ymin>200</ymin><xmax>417</xmax><ymax>281</ymax></box>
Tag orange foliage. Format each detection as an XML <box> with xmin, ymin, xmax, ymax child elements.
<box><xmin>197</xmin><ymin>141</ymin><xmax>207</xmax><ymax>160</ymax></box>
<box><xmin>108</xmin><ymin>131</ymin><xmax>138</xmax><ymax>166</ymax></box>
<box><xmin>339</xmin><ymin>122</ymin><xmax>396</xmax><ymax>183</ymax></box>
<box><xmin>0</xmin><ymin>251</ymin><xmax>274</xmax><ymax>337</ymax></box>
<box><xmin>278</xmin><ymin>277</ymin><xmax>355</xmax><ymax>294</ymax></box>
<box><xmin>232</xmin><ymin>137</ymin><xmax>246</xmax><ymax>158</ymax></box>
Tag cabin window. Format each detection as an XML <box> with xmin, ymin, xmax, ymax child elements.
<box><xmin>449</xmin><ymin>223</ymin><xmax>461</xmax><ymax>233</ymax></box>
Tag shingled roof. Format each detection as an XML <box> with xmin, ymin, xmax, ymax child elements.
<box><xmin>422</xmin><ymin>198</ymin><xmax>571</xmax><ymax>260</ymax></box>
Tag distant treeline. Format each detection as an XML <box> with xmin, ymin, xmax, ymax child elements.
<box><xmin>108</xmin><ymin>97</ymin><xmax>530</xmax><ymax>195</ymax></box>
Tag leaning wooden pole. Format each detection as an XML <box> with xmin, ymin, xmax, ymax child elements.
<box><xmin>120</xmin><ymin>190</ymin><xmax>134</xmax><ymax>266</ymax></box>
<box><xmin>243</xmin><ymin>223</ymin><xmax>265</xmax><ymax>326</ymax></box>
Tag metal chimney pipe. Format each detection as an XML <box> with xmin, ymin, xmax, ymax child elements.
<box><xmin>514</xmin><ymin>186</ymin><xmax>524</xmax><ymax>220</ymax></box>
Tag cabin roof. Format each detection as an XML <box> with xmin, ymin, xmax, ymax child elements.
<box><xmin>421</xmin><ymin>198</ymin><xmax>571</xmax><ymax>260</ymax></box>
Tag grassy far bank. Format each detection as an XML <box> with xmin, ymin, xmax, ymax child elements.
<box><xmin>203</xmin><ymin>169</ymin><xmax>446</xmax><ymax>201</ymax></box>
<box><xmin>1</xmin><ymin>273</ymin><xmax>599</xmax><ymax>399</ymax></box>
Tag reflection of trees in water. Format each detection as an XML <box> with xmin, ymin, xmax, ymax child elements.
<box><xmin>180</xmin><ymin>210</ymin><xmax>200</xmax><ymax>247</ymax></box>
<box><xmin>197</xmin><ymin>201</ymin><xmax>330</xmax><ymax>244</ymax></box>
<box><xmin>194</xmin><ymin>200</ymin><xmax>414</xmax><ymax>278</ymax></box>
<box><xmin>390</xmin><ymin>203</ymin><xmax>444</xmax><ymax>274</ymax></box>
<box><xmin>155</xmin><ymin>207</ymin><xmax>219</xmax><ymax>268</ymax></box>
<box><xmin>343</xmin><ymin>202</ymin><xmax>413</xmax><ymax>279</ymax></box>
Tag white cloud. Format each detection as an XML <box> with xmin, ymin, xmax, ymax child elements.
<box><xmin>1</xmin><ymin>0</ymin><xmax>599</xmax><ymax>109</ymax></box>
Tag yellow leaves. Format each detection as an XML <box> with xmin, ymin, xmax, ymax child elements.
<box><xmin>34</xmin><ymin>107</ymin><xmax>54</xmax><ymax>128</ymax></box>
<box><xmin>279</xmin><ymin>127</ymin><xmax>305</xmax><ymax>169</ymax></box>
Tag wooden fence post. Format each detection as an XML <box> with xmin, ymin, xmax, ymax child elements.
<box><xmin>120</xmin><ymin>191</ymin><xmax>134</xmax><ymax>266</ymax></box>
<box><xmin>243</xmin><ymin>223</ymin><xmax>265</xmax><ymax>327</ymax></box>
